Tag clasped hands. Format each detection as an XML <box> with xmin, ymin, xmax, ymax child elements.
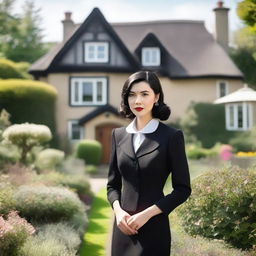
<box><xmin>114</xmin><ymin>208</ymin><xmax>151</xmax><ymax>235</ymax></box>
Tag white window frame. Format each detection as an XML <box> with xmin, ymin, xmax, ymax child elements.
<box><xmin>84</xmin><ymin>42</ymin><xmax>109</xmax><ymax>63</ymax></box>
<box><xmin>142</xmin><ymin>47</ymin><xmax>161</xmax><ymax>66</ymax></box>
<box><xmin>216</xmin><ymin>80</ymin><xmax>229</xmax><ymax>98</ymax></box>
<box><xmin>67</xmin><ymin>120</ymin><xmax>84</xmax><ymax>141</ymax></box>
<box><xmin>225</xmin><ymin>102</ymin><xmax>253</xmax><ymax>131</ymax></box>
<box><xmin>70</xmin><ymin>77</ymin><xmax>107</xmax><ymax>106</ymax></box>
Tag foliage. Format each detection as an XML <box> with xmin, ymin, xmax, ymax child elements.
<box><xmin>0</xmin><ymin>58</ymin><xmax>28</xmax><ymax>79</ymax></box>
<box><xmin>186</xmin><ymin>143</ymin><xmax>219</xmax><ymax>160</ymax></box>
<box><xmin>85</xmin><ymin>164</ymin><xmax>98</xmax><ymax>174</ymax></box>
<box><xmin>20</xmin><ymin>222</ymin><xmax>80</xmax><ymax>256</ymax></box>
<box><xmin>2</xmin><ymin>123</ymin><xmax>52</xmax><ymax>165</ymax></box>
<box><xmin>35</xmin><ymin>148</ymin><xmax>65</xmax><ymax>171</ymax></box>
<box><xmin>0</xmin><ymin>0</ymin><xmax>48</xmax><ymax>63</ymax></box>
<box><xmin>14</xmin><ymin>185</ymin><xmax>86</xmax><ymax>222</ymax></box>
<box><xmin>229</xmin><ymin>126</ymin><xmax>256</xmax><ymax>152</ymax></box>
<box><xmin>237</xmin><ymin>0</ymin><xmax>256</xmax><ymax>33</ymax></box>
<box><xmin>0</xmin><ymin>210</ymin><xmax>35</xmax><ymax>256</ymax></box>
<box><xmin>76</xmin><ymin>139</ymin><xmax>102</xmax><ymax>165</ymax></box>
<box><xmin>0</xmin><ymin>183</ymin><xmax>16</xmax><ymax>215</ymax></box>
<box><xmin>178</xmin><ymin>166</ymin><xmax>256</xmax><ymax>250</ymax></box>
<box><xmin>181</xmin><ymin>102</ymin><xmax>237</xmax><ymax>148</ymax></box>
<box><xmin>0</xmin><ymin>79</ymin><xmax>58</xmax><ymax>148</ymax></box>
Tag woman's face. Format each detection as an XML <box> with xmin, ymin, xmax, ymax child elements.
<box><xmin>128</xmin><ymin>81</ymin><xmax>159</xmax><ymax>120</ymax></box>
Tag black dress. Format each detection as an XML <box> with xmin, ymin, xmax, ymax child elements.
<box><xmin>107</xmin><ymin>122</ymin><xmax>191</xmax><ymax>256</ymax></box>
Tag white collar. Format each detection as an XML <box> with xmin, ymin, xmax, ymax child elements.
<box><xmin>126</xmin><ymin>118</ymin><xmax>159</xmax><ymax>134</ymax></box>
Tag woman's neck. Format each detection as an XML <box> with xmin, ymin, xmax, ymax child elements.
<box><xmin>136</xmin><ymin>116</ymin><xmax>153</xmax><ymax>131</ymax></box>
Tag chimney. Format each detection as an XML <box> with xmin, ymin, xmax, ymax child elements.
<box><xmin>61</xmin><ymin>12</ymin><xmax>75</xmax><ymax>42</ymax></box>
<box><xmin>213</xmin><ymin>1</ymin><xmax>230</xmax><ymax>52</ymax></box>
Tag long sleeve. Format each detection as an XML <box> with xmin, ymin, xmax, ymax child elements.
<box><xmin>155</xmin><ymin>130</ymin><xmax>191</xmax><ymax>215</ymax></box>
<box><xmin>107</xmin><ymin>129</ymin><xmax>122</xmax><ymax>208</ymax></box>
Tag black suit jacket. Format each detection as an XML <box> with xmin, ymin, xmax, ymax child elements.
<box><xmin>107</xmin><ymin>122</ymin><xmax>191</xmax><ymax>215</ymax></box>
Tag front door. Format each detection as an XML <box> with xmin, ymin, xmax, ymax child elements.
<box><xmin>96</xmin><ymin>123</ymin><xmax>121</xmax><ymax>164</ymax></box>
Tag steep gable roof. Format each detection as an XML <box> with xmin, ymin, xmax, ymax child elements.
<box><xmin>29</xmin><ymin>8</ymin><xmax>139</xmax><ymax>76</ymax></box>
<box><xmin>112</xmin><ymin>20</ymin><xmax>243</xmax><ymax>78</ymax></box>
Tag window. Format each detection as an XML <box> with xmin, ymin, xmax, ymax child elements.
<box><xmin>142</xmin><ymin>47</ymin><xmax>160</xmax><ymax>66</ymax></box>
<box><xmin>84</xmin><ymin>42</ymin><xmax>109</xmax><ymax>63</ymax></box>
<box><xmin>217</xmin><ymin>81</ymin><xmax>228</xmax><ymax>98</ymax></box>
<box><xmin>226</xmin><ymin>103</ymin><xmax>252</xmax><ymax>131</ymax></box>
<box><xmin>71</xmin><ymin>77</ymin><xmax>107</xmax><ymax>105</ymax></box>
<box><xmin>68</xmin><ymin>120</ymin><xmax>84</xmax><ymax>141</ymax></box>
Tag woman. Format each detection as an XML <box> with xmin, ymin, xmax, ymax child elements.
<box><xmin>107</xmin><ymin>71</ymin><xmax>191</xmax><ymax>256</ymax></box>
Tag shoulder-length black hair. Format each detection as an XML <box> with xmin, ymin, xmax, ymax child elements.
<box><xmin>119</xmin><ymin>71</ymin><xmax>171</xmax><ymax>120</ymax></box>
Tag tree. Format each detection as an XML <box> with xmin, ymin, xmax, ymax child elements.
<box><xmin>237</xmin><ymin>0</ymin><xmax>256</xmax><ymax>33</ymax></box>
<box><xmin>2</xmin><ymin>0</ymin><xmax>47</xmax><ymax>62</ymax></box>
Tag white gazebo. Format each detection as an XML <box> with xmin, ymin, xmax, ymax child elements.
<box><xmin>214</xmin><ymin>85</ymin><xmax>256</xmax><ymax>131</ymax></box>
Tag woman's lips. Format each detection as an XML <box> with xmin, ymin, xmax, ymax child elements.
<box><xmin>135</xmin><ymin>107</ymin><xmax>144</xmax><ymax>112</ymax></box>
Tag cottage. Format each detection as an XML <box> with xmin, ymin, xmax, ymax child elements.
<box><xmin>29</xmin><ymin>1</ymin><xmax>243</xmax><ymax>163</ymax></box>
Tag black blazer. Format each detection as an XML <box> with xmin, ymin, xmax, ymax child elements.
<box><xmin>107</xmin><ymin>122</ymin><xmax>191</xmax><ymax>215</ymax></box>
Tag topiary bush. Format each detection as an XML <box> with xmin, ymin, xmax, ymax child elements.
<box><xmin>76</xmin><ymin>139</ymin><xmax>102</xmax><ymax>165</ymax></box>
<box><xmin>178</xmin><ymin>166</ymin><xmax>256</xmax><ymax>250</ymax></box>
<box><xmin>14</xmin><ymin>185</ymin><xmax>86</xmax><ymax>222</ymax></box>
<box><xmin>0</xmin><ymin>59</ymin><xmax>27</xmax><ymax>79</ymax></box>
<box><xmin>186</xmin><ymin>143</ymin><xmax>219</xmax><ymax>160</ymax></box>
<box><xmin>0</xmin><ymin>183</ymin><xmax>16</xmax><ymax>215</ymax></box>
<box><xmin>0</xmin><ymin>79</ymin><xmax>58</xmax><ymax>148</ymax></box>
<box><xmin>35</xmin><ymin>148</ymin><xmax>65</xmax><ymax>171</ymax></box>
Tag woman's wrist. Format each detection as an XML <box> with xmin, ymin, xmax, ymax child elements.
<box><xmin>143</xmin><ymin>204</ymin><xmax>162</xmax><ymax>219</ymax></box>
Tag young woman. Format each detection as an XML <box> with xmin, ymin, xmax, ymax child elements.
<box><xmin>107</xmin><ymin>71</ymin><xmax>191</xmax><ymax>256</ymax></box>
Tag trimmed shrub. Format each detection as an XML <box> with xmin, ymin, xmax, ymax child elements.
<box><xmin>0</xmin><ymin>144</ymin><xmax>19</xmax><ymax>168</ymax></box>
<box><xmin>76</xmin><ymin>139</ymin><xmax>102</xmax><ymax>165</ymax></box>
<box><xmin>178</xmin><ymin>166</ymin><xmax>256</xmax><ymax>250</ymax></box>
<box><xmin>21</xmin><ymin>222</ymin><xmax>80</xmax><ymax>256</ymax></box>
<box><xmin>187</xmin><ymin>143</ymin><xmax>219</xmax><ymax>160</ymax></box>
<box><xmin>2</xmin><ymin>123</ymin><xmax>52</xmax><ymax>165</ymax></box>
<box><xmin>0</xmin><ymin>79</ymin><xmax>58</xmax><ymax>148</ymax></box>
<box><xmin>0</xmin><ymin>59</ymin><xmax>27</xmax><ymax>79</ymax></box>
<box><xmin>0</xmin><ymin>211</ymin><xmax>35</xmax><ymax>256</ymax></box>
<box><xmin>14</xmin><ymin>185</ymin><xmax>86</xmax><ymax>222</ymax></box>
<box><xmin>85</xmin><ymin>164</ymin><xmax>98</xmax><ymax>174</ymax></box>
<box><xmin>35</xmin><ymin>148</ymin><xmax>65</xmax><ymax>171</ymax></box>
<box><xmin>0</xmin><ymin>183</ymin><xmax>16</xmax><ymax>215</ymax></box>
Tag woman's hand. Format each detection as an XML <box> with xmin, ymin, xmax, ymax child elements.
<box><xmin>114</xmin><ymin>208</ymin><xmax>138</xmax><ymax>235</ymax></box>
<box><xmin>127</xmin><ymin>205</ymin><xmax>162</xmax><ymax>231</ymax></box>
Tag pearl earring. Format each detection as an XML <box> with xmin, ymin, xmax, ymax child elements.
<box><xmin>155</xmin><ymin>102</ymin><xmax>159</xmax><ymax>106</ymax></box>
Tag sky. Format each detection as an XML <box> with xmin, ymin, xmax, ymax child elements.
<box><xmin>14</xmin><ymin>0</ymin><xmax>244</xmax><ymax>42</ymax></box>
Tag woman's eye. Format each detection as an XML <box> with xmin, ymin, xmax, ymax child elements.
<box><xmin>142</xmin><ymin>93</ymin><xmax>148</xmax><ymax>96</ymax></box>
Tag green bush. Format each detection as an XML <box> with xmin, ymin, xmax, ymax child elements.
<box><xmin>229</xmin><ymin>126</ymin><xmax>256</xmax><ymax>152</ymax></box>
<box><xmin>0</xmin><ymin>144</ymin><xmax>19</xmax><ymax>169</ymax></box>
<box><xmin>0</xmin><ymin>183</ymin><xmax>16</xmax><ymax>215</ymax></box>
<box><xmin>76</xmin><ymin>139</ymin><xmax>102</xmax><ymax>165</ymax></box>
<box><xmin>21</xmin><ymin>222</ymin><xmax>80</xmax><ymax>256</ymax></box>
<box><xmin>0</xmin><ymin>211</ymin><xmax>35</xmax><ymax>256</ymax></box>
<box><xmin>14</xmin><ymin>185</ymin><xmax>86</xmax><ymax>222</ymax></box>
<box><xmin>187</xmin><ymin>143</ymin><xmax>219</xmax><ymax>159</ymax></box>
<box><xmin>35</xmin><ymin>148</ymin><xmax>65</xmax><ymax>171</ymax></box>
<box><xmin>85</xmin><ymin>164</ymin><xmax>98</xmax><ymax>174</ymax></box>
<box><xmin>181</xmin><ymin>102</ymin><xmax>238</xmax><ymax>148</ymax></box>
<box><xmin>0</xmin><ymin>79</ymin><xmax>58</xmax><ymax>148</ymax></box>
<box><xmin>0</xmin><ymin>59</ymin><xmax>27</xmax><ymax>79</ymax></box>
<box><xmin>178</xmin><ymin>166</ymin><xmax>256</xmax><ymax>250</ymax></box>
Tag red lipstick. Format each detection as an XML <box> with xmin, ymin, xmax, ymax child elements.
<box><xmin>135</xmin><ymin>107</ymin><xmax>144</xmax><ymax>112</ymax></box>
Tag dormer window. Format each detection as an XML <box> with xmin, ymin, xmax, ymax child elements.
<box><xmin>142</xmin><ymin>47</ymin><xmax>160</xmax><ymax>66</ymax></box>
<box><xmin>84</xmin><ymin>42</ymin><xmax>109</xmax><ymax>63</ymax></box>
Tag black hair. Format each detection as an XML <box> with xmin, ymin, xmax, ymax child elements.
<box><xmin>119</xmin><ymin>71</ymin><xmax>171</xmax><ymax>120</ymax></box>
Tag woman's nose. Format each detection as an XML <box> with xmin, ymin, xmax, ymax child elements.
<box><xmin>135</xmin><ymin>95</ymin><xmax>142</xmax><ymax>104</ymax></box>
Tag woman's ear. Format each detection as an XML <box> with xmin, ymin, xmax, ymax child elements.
<box><xmin>155</xmin><ymin>93</ymin><xmax>160</xmax><ymax>103</ymax></box>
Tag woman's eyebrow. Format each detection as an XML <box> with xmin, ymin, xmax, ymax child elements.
<box><xmin>129</xmin><ymin>90</ymin><xmax>150</xmax><ymax>93</ymax></box>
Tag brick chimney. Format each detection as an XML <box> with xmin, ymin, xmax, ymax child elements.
<box><xmin>213</xmin><ymin>1</ymin><xmax>230</xmax><ymax>52</ymax></box>
<box><xmin>61</xmin><ymin>12</ymin><xmax>75</xmax><ymax>42</ymax></box>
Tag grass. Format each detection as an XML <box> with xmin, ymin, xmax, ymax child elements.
<box><xmin>79</xmin><ymin>188</ymin><xmax>112</xmax><ymax>256</ymax></box>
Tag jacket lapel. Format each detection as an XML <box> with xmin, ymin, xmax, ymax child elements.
<box><xmin>136</xmin><ymin>132</ymin><xmax>160</xmax><ymax>158</ymax></box>
<box><xmin>118</xmin><ymin>132</ymin><xmax>136</xmax><ymax>160</ymax></box>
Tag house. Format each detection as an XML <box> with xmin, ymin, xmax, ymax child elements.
<box><xmin>214</xmin><ymin>85</ymin><xmax>256</xmax><ymax>131</ymax></box>
<box><xmin>29</xmin><ymin>1</ymin><xmax>244</xmax><ymax>163</ymax></box>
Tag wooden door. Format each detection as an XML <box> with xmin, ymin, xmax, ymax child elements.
<box><xmin>96</xmin><ymin>123</ymin><xmax>121</xmax><ymax>164</ymax></box>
